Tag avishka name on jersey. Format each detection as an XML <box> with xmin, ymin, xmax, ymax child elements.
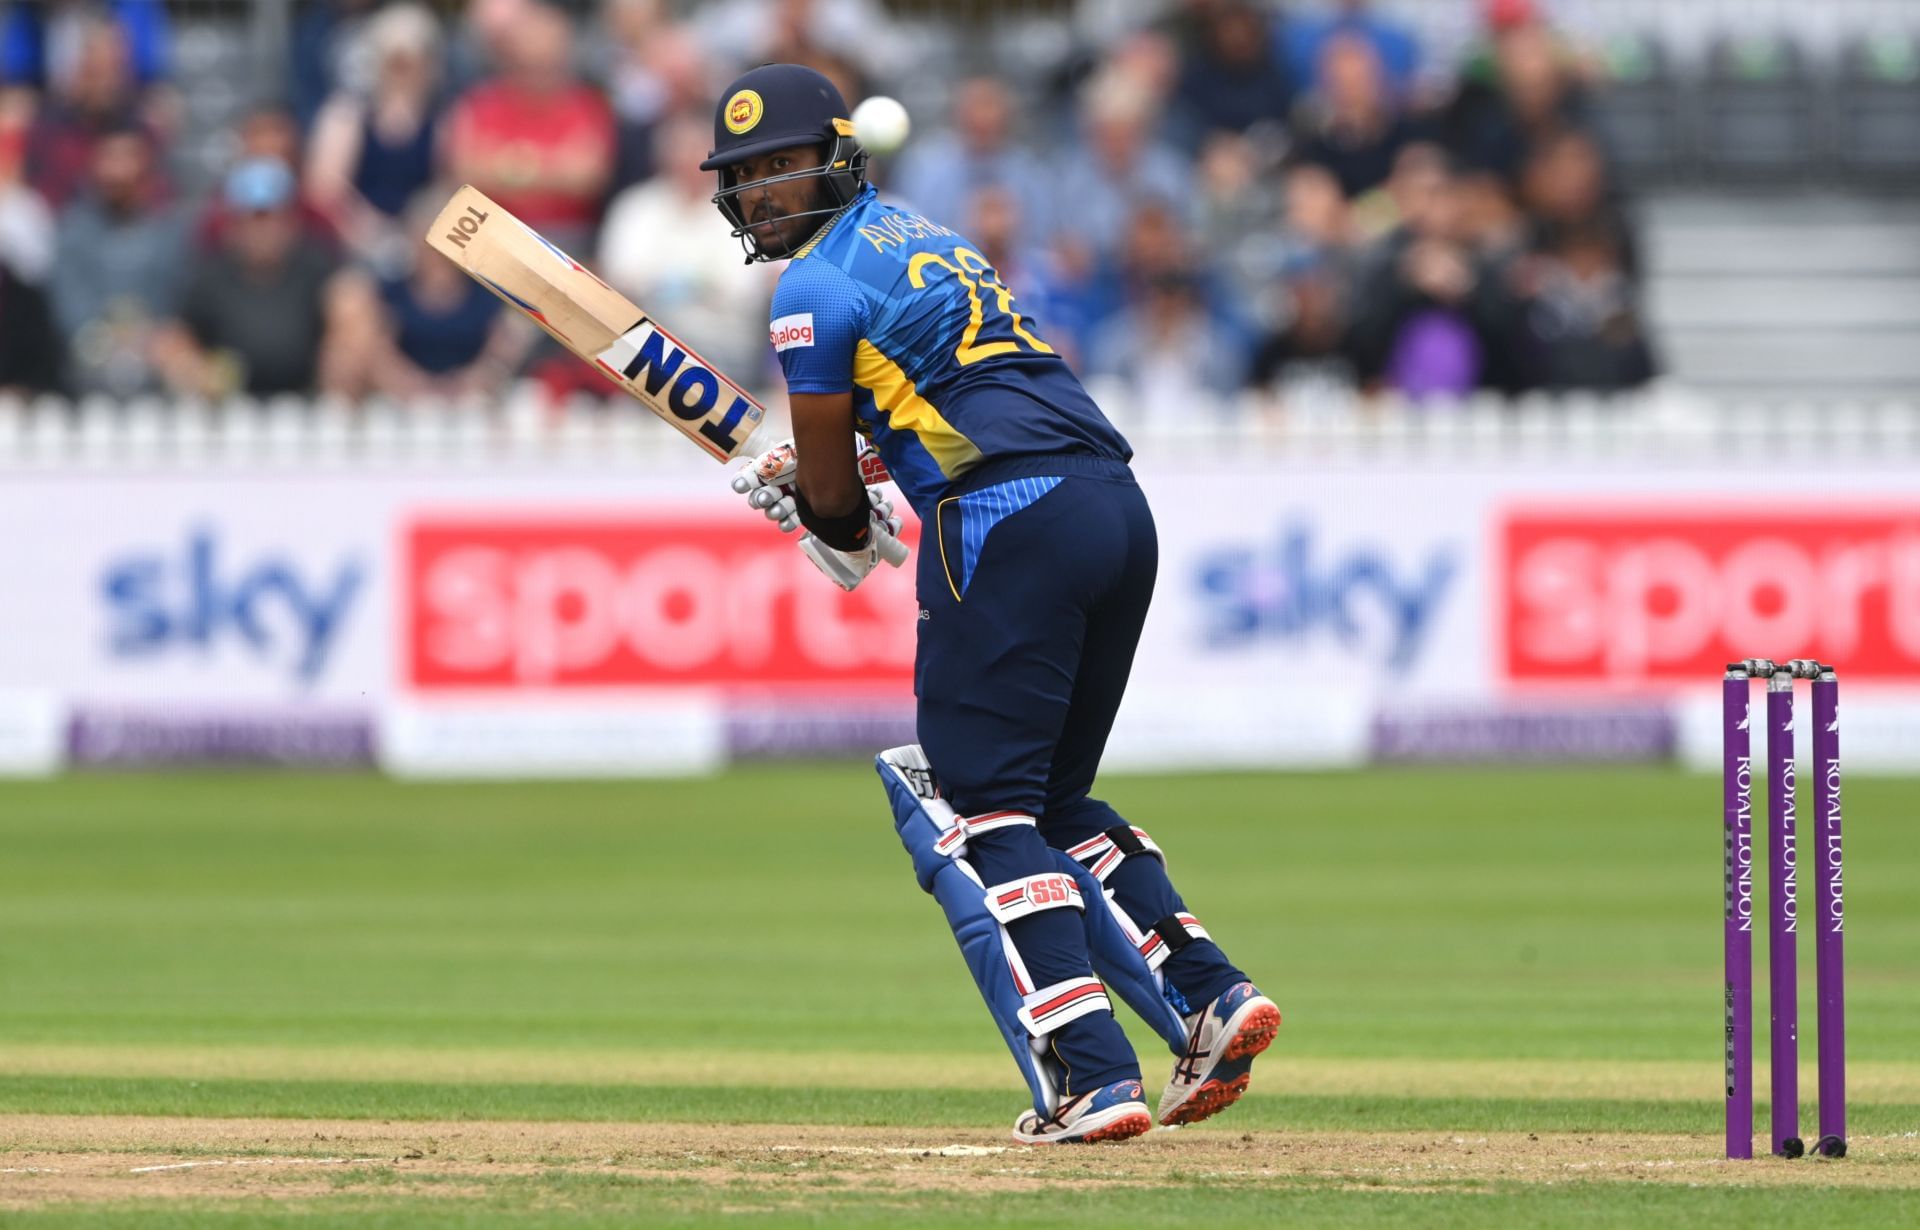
<box><xmin>852</xmin><ymin>211</ymin><xmax>958</xmax><ymax>252</ymax></box>
<box><xmin>769</xmin><ymin>185</ymin><xmax>1130</xmax><ymax>516</ymax></box>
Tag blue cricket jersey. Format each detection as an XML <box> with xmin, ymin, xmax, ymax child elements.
<box><xmin>769</xmin><ymin>185</ymin><xmax>1130</xmax><ymax>516</ymax></box>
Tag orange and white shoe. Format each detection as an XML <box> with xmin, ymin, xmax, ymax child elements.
<box><xmin>1012</xmin><ymin>1079</ymin><xmax>1153</xmax><ymax>1145</ymax></box>
<box><xmin>1156</xmin><ymin>982</ymin><xmax>1280</xmax><ymax>1126</ymax></box>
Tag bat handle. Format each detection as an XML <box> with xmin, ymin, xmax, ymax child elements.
<box><xmin>876</xmin><ymin>527</ymin><xmax>910</xmax><ymax>568</ymax></box>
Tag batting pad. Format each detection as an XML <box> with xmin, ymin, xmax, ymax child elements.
<box><xmin>876</xmin><ymin>745</ymin><xmax>1190</xmax><ymax>1117</ymax></box>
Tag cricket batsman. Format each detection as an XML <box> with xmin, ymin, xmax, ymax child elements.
<box><xmin>713</xmin><ymin>65</ymin><xmax>1279</xmax><ymax>1145</ymax></box>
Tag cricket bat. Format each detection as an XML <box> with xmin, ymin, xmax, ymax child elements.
<box><xmin>428</xmin><ymin>185</ymin><xmax>772</xmax><ymax>462</ymax></box>
<box><xmin>428</xmin><ymin>185</ymin><xmax>906</xmax><ymax>565</ymax></box>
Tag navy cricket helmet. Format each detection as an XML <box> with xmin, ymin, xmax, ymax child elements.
<box><xmin>701</xmin><ymin>63</ymin><xmax>869</xmax><ymax>261</ymax></box>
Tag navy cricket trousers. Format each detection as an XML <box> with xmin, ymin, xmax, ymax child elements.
<box><xmin>915</xmin><ymin>454</ymin><xmax>1245</xmax><ymax>1092</ymax></box>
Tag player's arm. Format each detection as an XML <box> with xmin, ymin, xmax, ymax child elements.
<box><xmin>789</xmin><ymin>391</ymin><xmax>866</xmax><ymax>522</ymax></box>
<box><xmin>729</xmin><ymin>260</ymin><xmax>906</xmax><ymax>588</ymax></box>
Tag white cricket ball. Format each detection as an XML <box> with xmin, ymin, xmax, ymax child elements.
<box><xmin>852</xmin><ymin>96</ymin><xmax>911</xmax><ymax>157</ymax></box>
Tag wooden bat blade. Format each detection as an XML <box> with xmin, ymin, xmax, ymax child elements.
<box><xmin>426</xmin><ymin>185</ymin><xmax>769</xmax><ymax>462</ymax></box>
<box><xmin>427</xmin><ymin>185</ymin><xmax>632</xmax><ymax>354</ymax></box>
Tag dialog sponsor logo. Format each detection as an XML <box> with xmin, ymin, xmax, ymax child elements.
<box><xmin>1502</xmin><ymin>508</ymin><xmax>1920</xmax><ymax>682</ymax></box>
<box><xmin>769</xmin><ymin>313</ymin><xmax>815</xmax><ymax>351</ymax></box>
<box><xmin>406</xmin><ymin>516</ymin><xmax>917</xmax><ymax>689</ymax></box>
<box><xmin>100</xmin><ymin>528</ymin><xmax>365</xmax><ymax>684</ymax></box>
<box><xmin>1195</xmin><ymin>522</ymin><xmax>1457</xmax><ymax>669</ymax></box>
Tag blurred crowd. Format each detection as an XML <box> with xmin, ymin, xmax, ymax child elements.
<box><xmin>0</xmin><ymin>0</ymin><xmax>1659</xmax><ymax>413</ymax></box>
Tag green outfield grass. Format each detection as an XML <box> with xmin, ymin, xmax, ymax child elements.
<box><xmin>0</xmin><ymin>765</ymin><xmax>1916</xmax><ymax>1227</ymax></box>
<box><xmin>11</xmin><ymin>1185</ymin><xmax>1920</xmax><ymax>1230</ymax></box>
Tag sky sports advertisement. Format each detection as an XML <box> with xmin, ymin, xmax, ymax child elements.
<box><xmin>0</xmin><ymin>464</ymin><xmax>1916</xmax><ymax>775</ymax></box>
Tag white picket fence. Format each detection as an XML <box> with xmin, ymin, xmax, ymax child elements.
<box><xmin>2</xmin><ymin>386</ymin><xmax>1917</xmax><ymax>472</ymax></box>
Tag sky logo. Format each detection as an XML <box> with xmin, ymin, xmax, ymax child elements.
<box><xmin>1194</xmin><ymin>523</ymin><xmax>1457</xmax><ymax>670</ymax></box>
<box><xmin>100</xmin><ymin>529</ymin><xmax>365</xmax><ymax>684</ymax></box>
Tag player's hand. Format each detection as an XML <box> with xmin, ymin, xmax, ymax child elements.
<box><xmin>798</xmin><ymin>530</ymin><xmax>884</xmax><ymax>591</ymax></box>
<box><xmin>855</xmin><ymin>447</ymin><xmax>904</xmax><ymax>544</ymax></box>
<box><xmin>798</xmin><ymin>489</ymin><xmax>908</xmax><ymax>591</ymax></box>
<box><xmin>733</xmin><ymin>441</ymin><xmax>903</xmax><ymax>535</ymax></box>
<box><xmin>731</xmin><ymin>439</ymin><xmax>803</xmax><ymax>533</ymax></box>
<box><xmin>731</xmin><ymin>441</ymin><xmax>909</xmax><ymax>588</ymax></box>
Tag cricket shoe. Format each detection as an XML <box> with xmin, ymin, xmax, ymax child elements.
<box><xmin>1011</xmin><ymin>1078</ymin><xmax>1153</xmax><ymax>1145</ymax></box>
<box><xmin>1157</xmin><ymin>982</ymin><xmax>1281</xmax><ymax>1126</ymax></box>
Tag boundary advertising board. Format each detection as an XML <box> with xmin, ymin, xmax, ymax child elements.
<box><xmin>1</xmin><ymin>458</ymin><xmax>1915</xmax><ymax>775</ymax></box>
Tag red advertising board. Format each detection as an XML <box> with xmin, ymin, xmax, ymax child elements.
<box><xmin>1502</xmin><ymin>507</ymin><xmax>1920</xmax><ymax>683</ymax></box>
<box><xmin>405</xmin><ymin>515</ymin><xmax>919</xmax><ymax>690</ymax></box>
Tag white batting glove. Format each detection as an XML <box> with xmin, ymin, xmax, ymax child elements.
<box><xmin>731</xmin><ymin>439</ymin><xmax>804</xmax><ymax>534</ymax></box>
<box><xmin>799</xmin><ymin>529</ymin><xmax>884</xmax><ymax>591</ymax></box>
<box><xmin>797</xmin><ymin>488</ymin><xmax>908</xmax><ymax>591</ymax></box>
<box><xmin>730</xmin><ymin>440</ymin><xmax>910</xmax><ymax>590</ymax></box>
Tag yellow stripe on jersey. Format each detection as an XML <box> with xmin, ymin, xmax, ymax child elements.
<box><xmin>854</xmin><ymin>339</ymin><xmax>984</xmax><ymax>478</ymax></box>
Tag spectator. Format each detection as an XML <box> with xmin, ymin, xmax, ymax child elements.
<box><xmin>288</xmin><ymin>0</ymin><xmax>383</xmax><ymax>130</ymax></box>
<box><xmin>598</xmin><ymin>117</ymin><xmax>774</xmax><ymax>384</ymax></box>
<box><xmin>1192</xmin><ymin>128</ymin><xmax>1295</xmax><ymax>365</ymax></box>
<box><xmin>1283</xmin><ymin>0</ymin><xmax>1421</xmax><ymax>101</ymax></box>
<box><xmin>0</xmin><ymin>84</ymin><xmax>28</xmax><ymax>183</ymax></box>
<box><xmin>443</xmin><ymin>1</ymin><xmax>613</xmax><ymax>254</ymax></box>
<box><xmin>307</xmin><ymin>5</ymin><xmax>443</xmax><ymax>270</ymax></box>
<box><xmin>1030</xmin><ymin>23</ymin><xmax>1180</xmax><ymax>164</ymax></box>
<box><xmin>1051</xmin><ymin>67</ymin><xmax>1191</xmax><ymax>263</ymax></box>
<box><xmin>0</xmin><ymin>89</ymin><xmax>53</xmax><ymax>285</ymax></box>
<box><xmin>1293</xmin><ymin>32</ymin><xmax>1428</xmax><ymax>201</ymax></box>
<box><xmin>777</xmin><ymin>2</ymin><xmax>879</xmax><ymax>102</ymax></box>
<box><xmin>1047</xmin><ymin>196</ymin><xmax>1205</xmax><ymax>362</ymax></box>
<box><xmin>893</xmin><ymin>76</ymin><xmax>1051</xmax><ymax>239</ymax></box>
<box><xmin>445</xmin><ymin>0</ymin><xmax>538</xmax><ymax>95</ymax></box>
<box><xmin>0</xmin><ymin>258</ymin><xmax>61</xmax><ymax>395</ymax></box>
<box><xmin>1501</xmin><ymin>214</ymin><xmax>1655</xmax><ymax>392</ymax></box>
<box><xmin>0</xmin><ymin>177</ymin><xmax>52</xmax><ymax>286</ymax></box>
<box><xmin>1085</xmin><ymin>197</ymin><xmax>1246</xmax><ymax>419</ymax></box>
<box><xmin>1518</xmin><ymin>127</ymin><xmax>1633</xmax><ymax>275</ymax></box>
<box><xmin>693</xmin><ymin>0</ymin><xmax>901</xmax><ymax>93</ymax></box>
<box><xmin>1193</xmin><ymin>130</ymin><xmax>1280</xmax><ymax>259</ymax></box>
<box><xmin>1446</xmin><ymin>14</ymin><xmax>1601</xmax><ymax>184</ymax></box>
<box><xmin>1345</xmin><ymin>144</ymin><xmax>1515</xmax><ymax>399</ymax></box>
<box><xmin>1249</xmin><ymin>164</ymin><xmax>1359</xmax><ymax>391</ymax></box>
<box><xmin>1089</xmin><ymin>270</ymin><xmax>1246</xmax><ymax>430</ymax></box>
<box><xmin>1455</xmin><ymin>169</ymin><xmax>1527</xmax><ymax>262</ymax></box>
<box><xmin>152</xmin><ymin>159</ymin><xmax>340</xmax><ymax>398</ymax></box>
<box><xmin>321</xmin><ymin>193</ymin><xmax>527</xmax><ymax>401</ymax></box>
<box><xmin>1281</xmin><ymin>162</ymin><xmax>1359</xmax><ymax>263</ymax></box>
<box><xmin>963</xmin><ymin>183</ymin><xmax>1076</xmax><ymax>367</ymax></box>
<box><xmin>1499</xmin><ymin>131</ymin><xmax>1654</xmax><ymax>391</ymax></box>
<box><xmin>1171</xmin><ymin>0</ymin><xmax>1295</xmax><ymax>143</ymax></box>
<box><xmin>199</xmin><ymin>105</ymin><xmax>340</xmax><ymax>256</ymax></box>
<box><xmin>24</xmin><ymin>13</ymin><xmax>168</xmax><ymax>208</ymax></box>
<box><xmin>0</xmin><ymin>0</ymin><xmax>170</xmax><ymax>91</ymax></box>
<box><xmin>598</xmin><ymin>0</ymin><xmax>712</xmax><ymax>194</ymax></box>
<box><xmin>49</xmin><ymin>124</ymin><xmax>184</xmax><ymax>395</ymax></box>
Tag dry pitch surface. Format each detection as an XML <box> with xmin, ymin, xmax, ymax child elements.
<box><xmin>2</xmin><ymin>1116</ymin><xmax>1913</xmax><ymax>1211</ymax></box>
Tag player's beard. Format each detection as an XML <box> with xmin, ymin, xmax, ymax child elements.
<box><xmin>752</xmin><ymin>179</ymin><xmax>837</xmax><ymax>259</ymax></box>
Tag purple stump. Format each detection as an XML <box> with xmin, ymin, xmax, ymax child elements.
<box><xmin>1813</xmin><ymin>668</ymin><xmax>1847</xmax><ymax>1157</ymax></box>
<box><xmin>1723</xmin><ymin>668</ymin><xmax>1755</xmax><ymax>1160</ymax></box>
<box><xmin>1767</xmin><ymin>671</ymin><xmax>1804</xmax><ymax>1157</ymax></box>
